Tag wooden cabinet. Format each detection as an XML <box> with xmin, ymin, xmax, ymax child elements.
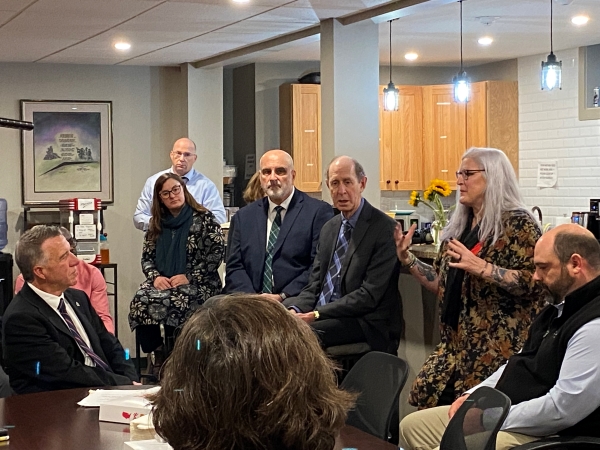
<box><xmin>421</xmin><ymin>81</ymin><xmax>519</xmax><ymax>189</ymax></box>
<box><xmin>422</xmin><ymin>84</ymin><xmax>467</xmax><ymax>189</ymax></box>
<box><xmin>379</xmin><ymin>85</ymin><xmax>423</xmax><ymax>191</ymax></box>
<box><xmin>279</xmin><ymin>83</ymin><xmax>322</xmax><ymax>192</ymax></box>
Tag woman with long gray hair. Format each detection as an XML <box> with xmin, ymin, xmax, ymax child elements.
<box><xmin>395</xmin><ymin>147</ymin><xmax>545</xmax><ymax>409</ymax></box>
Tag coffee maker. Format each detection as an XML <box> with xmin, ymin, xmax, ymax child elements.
<box><xmin>571</xmin><ymin>199</ymin><xmax>600</xmax><ymax>239</ymax></box>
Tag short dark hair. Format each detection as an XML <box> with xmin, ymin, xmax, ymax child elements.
<box><xmin>150</xmin><ymin>295</ymin><xmax>355</xmax><ymax>450</ymax></box>
<box><xmin>326</xmin><ymin>156</ymin><xmax>366</xmax><ymax>181</ymax></box>
<box><xmin>15</xmin><ymin>225</ymin><xmax>62</xmax><ymax>282</ymax></box>
<box><xmin>554</xmin><ymin>231</ymin><xmax>600</xmax><ymax>269</ymax></box>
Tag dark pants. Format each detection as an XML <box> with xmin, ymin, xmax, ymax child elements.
<box><xmin>311</xmin><ymin>317</ymin><xmax>366</xmax><ymax>348</ymax></box>
<box><xmin>136</xmin><ymin>324</ymin><xmax>176</xmax><ymax>354</ymax></box>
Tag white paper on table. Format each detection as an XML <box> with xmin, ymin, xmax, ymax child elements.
<box><xmin>78</xmin><ymin>386</ymin><xmax>160</xmax><ymax>407</ymax></box>
<box><xmin>123</xmin><ymin>440</ymin><xmax>173</xmax><ymax>450</ymax></box>
<box><xmin>537</xmin><ymin>161</ymin><xmax>557</xmax><ymax>188</ymax></box>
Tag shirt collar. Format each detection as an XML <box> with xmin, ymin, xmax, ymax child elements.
<box><xmin>170</xmin><ymin>167</ymin><xmax>196</xmax><ymax>179</ymax></box>
<box><xmin>268</xmin><ymin>187</ymin><xmax>295</xmax><ymax>214</ymax></box>
<box><xmin>28</xmin><ymin>282</ymin><xmax>63</xmax><ymax>310</ymax></box>
<box><xmin>344</xmin><ymin>197</ymin><xmax>365</xmax><ymax>229</ymax></box>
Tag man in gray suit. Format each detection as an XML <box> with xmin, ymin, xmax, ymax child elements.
<box><xmin>284</xmin><ymin>156</ymin><xmax>402</xmax><ymax>352</ymax></box>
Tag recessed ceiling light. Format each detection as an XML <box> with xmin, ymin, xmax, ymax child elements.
<box><xmin>478</xmin><ymin>36</ymin><xmax>493</xmax><ymax>46</ymax></box>
<box><xmin>571</xmin><ymin>15</ymin><xmax>589</xmax><ymax>26</ymax></box>
<box><xmin>114</xmin><ymin>42</ymin><xmax>131</xmax><ymax>51</ymax></box>
<box><xmin>405</xmin><ymin>52</ymin><xmax>418</xmax><ymax>61</ymax></box>
<box><xmin>232</xmin><ymin>0</ymin><xmax>250</xmax><ymax>3</ymax></box>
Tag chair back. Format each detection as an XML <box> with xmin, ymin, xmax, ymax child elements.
<box><xmin>340</xmin><ymin>351</ymin><xmax>409</xmax><ymax>441</ymax></box>
<box><xmin>440</xmin><ymin>386</ymin><xmax>511</xmax><ymax>450</ymax></box>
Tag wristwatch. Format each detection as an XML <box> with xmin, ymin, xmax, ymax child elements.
<box><xmin>313</xmin><ymin>310</ymin><xmax>320</xmax><ymax>320</ymax></box>
<box><xmin>279</xmin><ymin>292</ymin><xmax>287</xmax><ymax>301</ymax></box>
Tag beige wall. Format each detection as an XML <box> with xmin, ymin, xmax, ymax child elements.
<box><xmin>0</xmin><ymin>62</ymin><xmax>220</xmax><ymax>352</ymax></box>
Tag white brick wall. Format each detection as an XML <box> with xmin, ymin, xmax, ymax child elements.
<box><xmin>518</xmin><ymin>48</ymin><xmax>600</xmax><ymax>225</ymax></box>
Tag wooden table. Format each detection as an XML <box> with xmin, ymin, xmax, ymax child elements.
<box><xmin>0</xmin><ymin>388</ymin><xmax>397</xmax><ymax>450</ymax></box>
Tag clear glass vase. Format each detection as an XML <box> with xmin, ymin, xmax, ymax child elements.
<box><xmin>432</xmin><ymin>220</ymin><xmax>443</xmax><ymax>250</ymax></box>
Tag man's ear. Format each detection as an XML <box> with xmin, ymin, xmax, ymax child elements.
<box><xmin>32</xmin><ymin>265</ymin><xmax>45</xmax><ymax>281</ymax></box>
<box><xmin>570</xmin><ymin>254</ymin><xmax>584</xmax><ymax>274</ymax></box>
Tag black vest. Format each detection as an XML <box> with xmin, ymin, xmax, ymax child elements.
<box><xmin>495</xmin><ymin>275</ymin><xmax>600</xmax><ymax>437</ymax></box>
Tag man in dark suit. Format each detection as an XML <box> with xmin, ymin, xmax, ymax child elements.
<box><xmin>224</xmin><ymin>149</ymin><xmax>333</xmax><ymax>301</ymax></box>
<box><xmin>283</xmin><ymin>156</ymin><xmax>402</xmax><ymax>352</ymax></box>
<box><xmin>3</xmin><ymin>225</ymin><xmax>138</xmax><ymax>394</ymax></box>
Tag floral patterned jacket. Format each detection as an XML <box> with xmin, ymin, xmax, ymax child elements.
<box><xmin>409</xmin><ymin>209</ymin><xmax>546</xmax><ymax>409</ymax></box>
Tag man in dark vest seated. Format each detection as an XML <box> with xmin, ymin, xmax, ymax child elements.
<box><xmin>400</xmin><ymin>223</ymin><xmax>600</xmax><ymax>450</ymax></box>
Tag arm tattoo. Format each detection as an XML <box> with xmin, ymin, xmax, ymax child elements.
<box><xmin>490</xmin><ymin>265</ymin><xmax>522</xmax><ymax>291</ymax></box>
<box><xmin>415</xmin><ymin>260</ymin><xmax>436</xmax><ymax>282</ymax></box>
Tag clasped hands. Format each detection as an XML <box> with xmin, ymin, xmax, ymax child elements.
<box><xmin>153</xmin><ymin>274</ymin><xmax>189</xmax><ymax>290</ymax></box>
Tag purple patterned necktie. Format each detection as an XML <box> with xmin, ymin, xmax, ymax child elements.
<box><xmin>318</xmin><ymin>219</ymin><xmax>352</xmax><ymax>305</ymax></box>
<box><xmin>58</xmin><ymin>298</ymin><xmax>111</xmax><ymax>372</ymax></box>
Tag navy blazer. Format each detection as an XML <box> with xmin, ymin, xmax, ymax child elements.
<box><xmin>3</xmin><ymin>283</ymin><xmax>138</xmax><ymax>394</ymax></box>
<box><xmin>283</xmin><ymin>199</ymin><xmax>402</xmax><ymax>352</ymax></box>
<box><xmin>224</xmin><ymin>189</ymin><xmax>333</xmax><ymax>297</ymax></box>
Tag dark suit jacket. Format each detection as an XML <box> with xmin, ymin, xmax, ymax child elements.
<box><xmin>283</xmin><ymin>199</ymin><xmax>402</xmax><ymax>352</ymax></box>
<box><xmin>2</xmin><ymin>283</ymin><xmax>138</xmax><ymax>394</ymax></box>
<box><xmin>224</xmin><ymin>189</ymin><xmax>333</xmax><ymax>297</ymax></box>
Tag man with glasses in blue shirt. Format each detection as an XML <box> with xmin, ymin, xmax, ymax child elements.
<box><xmin>133</xmin><ymin>137</ymin><xmax>226</xmax><ymax>230</ymax></box>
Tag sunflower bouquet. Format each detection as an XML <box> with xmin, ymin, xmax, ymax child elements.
<box><xmin>408</xmin><ymin>179</ymin><xmax>454</xmax><ymax>244</ymax></box>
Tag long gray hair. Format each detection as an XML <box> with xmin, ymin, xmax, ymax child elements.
<box><xmin>441</xmin><ymin>147</ymin><xmax>536</xmax><ymax>245</ymax></box>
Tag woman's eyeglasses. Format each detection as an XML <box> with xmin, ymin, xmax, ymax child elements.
<box><xmin>159</xmin><ymin>184</ymin><xmax>182</xmax><ymax>199</ymax></box>
<box><xmin>455</xmin><ymin>169</ymin><xmax>485</xmax><ymax>181</ymax></box>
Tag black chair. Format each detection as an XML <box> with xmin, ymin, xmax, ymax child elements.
<box><xmin>340</xmin><ymin>351</ymin><xmax>409</xmax><ymax>443</ymax></box>
<box><xmin>326</xmin><ymin>342</ymin><xmax>372</xmax><ymax>376</ymax></box>
<box><xmin>514</xmin><ymin>436</ymin><xmax>600</xmax><ymax>449</ymax></box>
<box><xmin>440</xmin><ymin>386</ymin><xmax>511</xmax><ymax>450</ymax></box>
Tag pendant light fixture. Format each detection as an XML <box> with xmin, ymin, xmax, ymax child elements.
<box><xmin>541</xmin><ymin>0</ymin><xmax>562</xmax><ymax>90</ymax></box>
<box><xmin>452</xmin><ymin>0</ymin><xmax>470</xmax><ymax>103</ymax></box>
<box><xmin>383</xmin><ymin>19</ymin><xmax>399</xmax><ymax>111</ymax></box>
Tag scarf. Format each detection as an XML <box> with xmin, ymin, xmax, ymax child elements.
<box><xmin>156</xmin><ymin>204</ymin><xmax>193</xmax><ymax>278</ymax></box>
<box><xmin>441</xmin><ymin>214</ymin><xmax>481</xmax><ymax>331</ymax></box>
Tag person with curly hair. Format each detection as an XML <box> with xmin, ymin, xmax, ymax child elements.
<box><xmin>150</xmin><ymin>294</ymin><xmax>355</xmax><ymax>450</ymax></box>
<box><xmin>395</xmin><ymin>147</ymin><xmax>546</xmax><ymax>409</ymax></box>
<box><xmin>129</xmin><ymin>173</ymin><xmax>224</xmax><ymax>377</ymax></box>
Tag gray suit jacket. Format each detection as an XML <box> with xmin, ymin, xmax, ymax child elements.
<box><xmin>284</xmin><ymin>199</ymin><xmax>402</xmax><ymax>351</ymax></box>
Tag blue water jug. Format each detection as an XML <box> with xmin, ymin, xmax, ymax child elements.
<box><xmin>0</xmin><ymin>198</ymin><xmax>7</xmax><ymax>251</ymax></box>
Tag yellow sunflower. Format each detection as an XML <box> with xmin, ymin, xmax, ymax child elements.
<box><xmin>428</xmin><ymin>178</ymin><xmax>452</xmax><ymax>197</ymax></box>
<box><xmin>423</xmin><ymin>188</ymin><xmax>435</xmax><ymax>202</ymax></box>
<box><xmin>408</xmin><ymin>190</ymin><xmax>420</xmax><ymax>207</ymax></box>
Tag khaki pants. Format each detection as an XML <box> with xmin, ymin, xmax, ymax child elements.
<box><xmin>399</xmin><ymin>405</ymin><xmax>540</xmax><ymax>450</ymax></box>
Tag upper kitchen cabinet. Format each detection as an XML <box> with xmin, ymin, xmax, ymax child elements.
<box><xmin>423</xmin><ymin>81</ymin><xmax>519</xmax><ymax>189</ymax></box>
<box><xmin>422</xmin><ymin>84</ymin><xmax>466</xmax><ymax>190</ymax></box>
<box><xmin>467</xmin><ymin>81</ymin><xmax>519</xmax><ymax>173</ymax></box>
<box><xmin>279</xmin><ymin>83</ymin><xmax>322</xmax><ymax>192</ymax></box>
<box><xmin>379</xmin><ymin>85</ymin><xmax>423</xmax><ymax>191</ymax></box>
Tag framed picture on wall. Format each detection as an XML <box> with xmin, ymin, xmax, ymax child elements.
<box><xmin>20</xmin><ymin>100</ymin><xmax>114</xmax><ymax>205</ymax></box>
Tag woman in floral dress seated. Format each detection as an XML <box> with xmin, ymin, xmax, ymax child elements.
<box><xmin>395</xmin><ymin>147</ymin><xmax>546</xmax><ymax>409</ymax></box>
<box><xmin>129</xmin><ymin>173</ymin><xmax>224</xmax><ymax>375</ymax></box>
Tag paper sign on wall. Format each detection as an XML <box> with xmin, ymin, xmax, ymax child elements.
<box><xmin>537</xmin><ymin>161</ymin><xmax>557</xmax><ymax>188</ymax></box>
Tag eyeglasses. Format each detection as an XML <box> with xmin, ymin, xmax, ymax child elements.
<box><xmin>456</xmin><ymin>169</ymin><xmax>485</xmax><ymax>180</ymax></box>
<box><xmin>171</xmin><ymin>151</ymin><xmax>196</xmax><ymax>159</ymax></box>
<box><xmin>159</xmin><ymin>184</ymin><xmax>182</xmax><ymax>199</ymax></box>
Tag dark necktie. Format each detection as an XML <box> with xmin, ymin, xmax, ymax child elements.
<box><xmin>58</xmin><ymin>298</ymin><xmax>111</xmax><ymax>371</ymax></box>
<box><xmin>318</xmin><ymin>219</ymin><xmax>352</xmax><ymax>305</ymax></box>
<box><xmin>181</xmin><ymin>176</ymin><xmax>189</xmax><ymax>185</ymax></box>
<box><xmin>262</xmin><ymin>206</ymin><xmax>283</xmax><ymax>293</ymax></box>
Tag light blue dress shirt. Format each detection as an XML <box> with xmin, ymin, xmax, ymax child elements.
<box><xmin>133</xmin><ymin>167</ymin><xmax>226</xmax><ymax>230</ymax></box>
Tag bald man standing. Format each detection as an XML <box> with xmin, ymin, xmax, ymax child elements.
<box><xmin>400</xmin><ymin>224</ymin><xmax>600</xmax><ymax>450</ymax></box>
<box><xmin>134</xmin><ymin>138</ymin><xmax>226</xmax><ymax>230</ymax></box>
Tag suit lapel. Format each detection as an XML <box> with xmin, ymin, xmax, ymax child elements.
<box><xmin>64</xmin><ymin>290</ymin><xmax>109</xmax><ymax>362</ymax></box>
<box><xmin>272</xmin><ymin>190</ymin><xmax>303</xmax><ymax>256</ymax></box>
<box><xmin>20</xmin><ymin>284</ymin><xmax>73</xmax><ymax>339</ymax></box>
<box><xmin>340</xmin><ymin>200</ymin><xmax>372</xmax><ymax>282</ymax></box>
<box><xmin>254</xmin><ymin>199</ymin><xmax>268</xmax><ymax>261</ymax></box>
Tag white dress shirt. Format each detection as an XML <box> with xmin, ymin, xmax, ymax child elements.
<box><xmin>28</xmin><ymin>283</ymin><xmax>95</xmax><ymax>367</ymax></box>
<box><xmin>467</xmin><ymin>302</ymin><xmax>600</xmax><ymax>436</ymax></box>
<box><xmin>265</xmin><ymin>187</ymin><xmax>295</xmax><ymax>248</ymax></box>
